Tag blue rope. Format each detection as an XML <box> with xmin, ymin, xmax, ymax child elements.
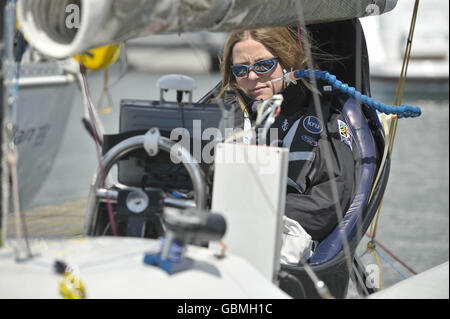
<box><xmin>292</xmin><ymin>69</ymin><xmax>422</xmax><ymax>118</ymax></box>
<box><xmin>359</xmin><ymin>249</ymin><xmax>369</xmax><ymax>259</ymax></box>
<box><xmin>373</xmin><ymin>246</ymin><xmax>408</xmax><ymax>279</ymax></box>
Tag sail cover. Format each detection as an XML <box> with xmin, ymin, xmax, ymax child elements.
<box><xmin>17</xmin><ymin>0</ymin><xmax>397</xmax><ymax>58</ymax></box>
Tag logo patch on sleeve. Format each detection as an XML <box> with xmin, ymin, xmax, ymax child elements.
<box><xmin>303</xmin><ymin>116</ymin><xmax>323</xmax><ymax>134</ymax></box>
<box><xmin>301</xmin><ymin>135</ymin><xmax>318</xmax><ymax>147</ymax></box>
<box><xmin>338</xmin><ymin>120</ymin><xmax>353</xmax><ymax>151</ymax></box>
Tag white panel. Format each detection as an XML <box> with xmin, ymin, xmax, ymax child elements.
<box><xmin>211</xmin><ymin>143</ymin><xmax>289</xmax><ymax>283</ymax></box>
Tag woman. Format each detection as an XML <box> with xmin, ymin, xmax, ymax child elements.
<box><xmin>217</xmin><ymin>27</ymin><xmax>357</xmax><ymax>265</ymax></box>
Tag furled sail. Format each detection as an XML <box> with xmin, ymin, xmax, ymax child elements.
<box><xmin>17</xmin><ymin>0</ymin><xmax>397</xmax><ymax>58</ymax></box>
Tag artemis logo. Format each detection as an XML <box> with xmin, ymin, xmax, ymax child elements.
<box><xmin>65</xmin><ymin>4</ymin><xmax>80</xmax><ymax>29</ymax></box>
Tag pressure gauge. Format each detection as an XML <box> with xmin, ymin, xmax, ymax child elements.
<box><xmin>126</xmin><ymin>189</ymin><xmax>149</xmax><ymax>214</ymax></box>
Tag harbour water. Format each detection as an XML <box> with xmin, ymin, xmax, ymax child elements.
<box><xmin>23</xmin><ymin>55</ymin><xmax>449</xmax><ymax>291</ymax></box>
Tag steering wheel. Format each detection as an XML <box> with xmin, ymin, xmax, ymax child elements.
<box><xmin>84</xmin><ymin>128</ymin><xmax>207</xmax><ymax>237</ymax></box>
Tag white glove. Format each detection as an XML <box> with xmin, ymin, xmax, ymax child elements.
<box><xmin>280</xmin><ymin>216</ymin><xmax>313</xmax><ymax>265</ymax></box>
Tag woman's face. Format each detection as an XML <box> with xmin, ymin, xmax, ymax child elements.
<box><xmin>232</xmin><ymin>37</ymin><xmax>284</xmax><ymax>101</ymax></box>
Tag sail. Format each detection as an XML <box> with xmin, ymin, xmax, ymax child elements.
<box><xmin>17</xmin><ymin>0</ymin><xmax>397</xmax><ymax>58</ymax></box>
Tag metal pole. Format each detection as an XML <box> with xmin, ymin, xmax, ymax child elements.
<box><xmin>0</xmin><ymin>0</ymin><xmax>7</xmax><ymax>247</ymax></box>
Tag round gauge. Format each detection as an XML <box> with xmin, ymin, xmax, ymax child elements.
<box><xmin>126</xmin><ymin>190</ymin><xmax>149</xmax><ymax>214</ymax></box>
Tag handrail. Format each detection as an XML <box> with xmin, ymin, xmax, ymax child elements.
<box><xmin>84</xmin><ymin>131</ymin><xmax>207</xmax><ymax>236</ymax></box>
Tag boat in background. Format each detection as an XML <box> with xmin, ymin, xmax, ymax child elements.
<box><xmin>0</xmin><ymin>0</ymin><xmax>78</xmax><ymax>212</ymax></box>
<box><xmin>361</xmin><ymin>0</ymin><xmax>449</xmax><ymax>94</ymax></box>
<box><xmin>11</xmin><ymin>60</ymin><xmax>77</xmax><ymax>210</ymax></box>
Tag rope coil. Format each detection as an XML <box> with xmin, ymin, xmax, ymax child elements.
<box><xmin>55</xmin><ymin>260</ymin><xmax>87</xmax><ymax>299</ymax></box>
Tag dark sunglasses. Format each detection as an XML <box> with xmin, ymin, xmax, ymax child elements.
<box><xmin>231</xmin><ymin>57</ymin><xmax>279</xmax><ymax>78</ymax></box>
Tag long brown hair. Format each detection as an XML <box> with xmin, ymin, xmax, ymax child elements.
<box><xmin>217</xmin><ymin>26</ymin><xmax>310</xmax><ymax>114</ymax></box>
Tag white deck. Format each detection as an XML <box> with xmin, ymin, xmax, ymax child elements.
<box><xmin>0</xmin><ymin>237</ymin><xmax>290</xmax><ymax>299</ymax></box>
<box><xmin>369</xmin><ymin>261</ymin><xmax>449</xmax><ymax>299</ymax></box>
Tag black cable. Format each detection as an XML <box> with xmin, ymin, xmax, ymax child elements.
<box><xmin>82</xmin><ymin>118</ymin><xmax>103</xmax><ymax>147</ymax></box>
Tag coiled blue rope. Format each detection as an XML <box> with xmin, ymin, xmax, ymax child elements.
<box><xmin>292</xmin><ymin>69</ymin><xmax>422</xmax><ymax>118</ymax></box>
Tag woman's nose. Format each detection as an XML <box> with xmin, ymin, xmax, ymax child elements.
<box><xmin>247</xmin><ymin>68</ymin><xmax>260</xmax><ymax>80</ymax></box>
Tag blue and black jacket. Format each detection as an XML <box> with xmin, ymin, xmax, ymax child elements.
<box><xmin>232</xmin><ymin>81</ymin><xmax>357</xmax><ymax>242</ymax></box>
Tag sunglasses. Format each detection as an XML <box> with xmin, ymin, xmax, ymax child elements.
<box><xmin>231</xmin><ymin>57</ymin><xmax>279</xmax><ymax>78</ymax></box>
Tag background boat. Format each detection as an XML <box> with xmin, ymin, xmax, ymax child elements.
<box><xmin>1</xmin><ymin>0</ymin><xmax>78</xmax><ymax>212</ymax></box>
<box><xmin>361</xmin><ymin>0</ymin><xmax>449</xmax><ymax>95</ymax></box>
<box><xmin>12</xmin><ymin>61</ymin><xmax>77</xmax><ymax>210</ymax></box>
